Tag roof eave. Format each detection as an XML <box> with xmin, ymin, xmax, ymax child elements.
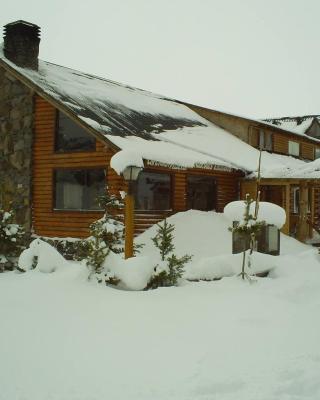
<box><xmin>0</xmin><ymin>57</ymin><xmax>121</xmax><ymax>153</ymax></box>
<box><xmin>182</xmin><ymin>101</ymin><xmax>320</xmax><ymax>145</ymax></box>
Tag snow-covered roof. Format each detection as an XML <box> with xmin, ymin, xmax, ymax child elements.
<box><xmin>0</xmin><ymin>45</ymin><xmax>206</xmax><ymax>139</ymax></box>
<box><xmin>263</xmin><ymin>115</ymin><xmax>320</xmax><ymax>137</ymax></box>
<box><xmin>0</xmin><ymin>45</ymin><xmax>318</xmax><ymax>179</ymax></box>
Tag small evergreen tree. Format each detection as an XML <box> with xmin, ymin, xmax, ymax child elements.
<box><xmin>74</xmin><ymin>190</ymin><xmax>124</xmax><ymax>282</ymax></box>
<box><xmin>147</xmin><ymin>219</ymin><xmax>192</xmax><ymax>288</ymax></box>
<box><xmin>0</xmin><ymin>207</ymin><xmax>25</xmax><ymax>271</ymax></box>
<box><xmin>152</xmin><ymin>219</ymin><xmax>175</xmax><ymax>261</ymax></box>
<box><xmin>229</xmin><ymin>194</ymin><xmax>265</xmax><ymax>280</ymax></box>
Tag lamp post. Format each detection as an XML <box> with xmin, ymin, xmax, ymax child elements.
<box><xmin>122</xmin><ymin>165</ymin><xmax>142</xmax><ymax>259</ymax></box>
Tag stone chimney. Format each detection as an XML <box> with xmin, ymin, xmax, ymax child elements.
<box><xmin>3</xmin><ymin>20</ymin><xmax>40</xmax><ymax>70</ymax></box>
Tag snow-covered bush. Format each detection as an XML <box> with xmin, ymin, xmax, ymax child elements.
<box><xmin>225</xmin><ymin>195</ymin><xmax>266</xmax><ymax>280</ymax></box>
<box><xmin>0</xmin><ymin>208</ymin><xmax>25</xmax><ymax>271</ymax></box>
<box><xmin>147</xmin><ymin>219</ymin><xmax>192</xmax><ymax>289</ymax></box>
<box><xmin>74</xmin><ymin>191</ymin><xmax>124</xmax><ymax>282</ymax></box>
<box><xmin>18</xmin><ymin>238</ymin><xmax>68</xmax><ymax>273</ymax></box>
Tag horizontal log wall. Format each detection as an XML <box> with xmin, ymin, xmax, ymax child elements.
<box><xmin>273</xmin><ymin>132</ymin><xmax>317</xmax><ymax>160</ymax></box>
<box><xmin>142</xmin><ymin>164</ymin><xmax>241</xmax><ymax>213</ymax></box>
<box><xmin>301</xmin><ymin>142</ymin><xmax>314</xmax><ymax>160</ymax></box>
<box><xmin>33</xmin><ymin>95</ymin><xmax>123</xmax><ymax>238</ymax></box>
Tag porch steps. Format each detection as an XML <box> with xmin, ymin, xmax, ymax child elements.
<box><xmin>134</xmin><ymin>211</ymin><xmax>171</xmax><ymax>236</ymax></box>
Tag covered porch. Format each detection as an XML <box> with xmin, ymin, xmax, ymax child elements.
<box><xmin>241</xmin><ymin>179</ymin><xmax>320</xmax><ymax>242</ymax></box>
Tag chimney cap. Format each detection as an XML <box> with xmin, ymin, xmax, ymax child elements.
<box><xmin>4</xmin><ymin>20</ymin><xmax>40</xmax><ymax>29</ymax></box>
<box><xmin>3</xmin><ymin>20</ymin><xmax>41</xmax><ymax>70</ymax></box>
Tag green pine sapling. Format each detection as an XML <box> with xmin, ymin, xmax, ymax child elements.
<box><xmin>152</xmin><ymin>219</ymin><xmax>175</xmax><ymax>261</ymax></box>
<box><xmin>148</xmin><ymin>219</ymin><xmax>192</xmax><ymax>288</ymax></box>
<box><xmin>74</xmin><ymin>190</ymin><xmax>124</xmax><ymax>282</ymax></box>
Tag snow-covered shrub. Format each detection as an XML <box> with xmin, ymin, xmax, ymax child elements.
<box><xmin>39</xmin><ymin>237</ymin><xmax>80</xmax><ymax>260</ymax></box>
<box><xmin>74</xmin><ymin>191</ymin><xmax>124</xmax><ymax>282</ymax></box>
<box><xmin>102</xmin><ymin>252</ymin><xmax>154</xmax><ymax>290</ymax></box>
<box><xmin>18</xmin><ymin>238</ymin><xmax>68</xmax><ymax>273</ymax></box>
<box><xmin>225</xmin><ymin>195</ymin><xmax>266</xmax><ymax>280</ymax></box>
<box><xmin>0</xmin><ymin>208</ymin><xmax>25</xmax><ymax>271</ymax></box>
<box><xmin>147</xmin><ymin>219</ymin><xmax>192</xmax><ymax>289</ymax></box>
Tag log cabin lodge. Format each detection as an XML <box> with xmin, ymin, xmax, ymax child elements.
<box><xmin>0</xmin><ymin>20</ymin><xmax>320</xmax><ymax>244</ymax></box>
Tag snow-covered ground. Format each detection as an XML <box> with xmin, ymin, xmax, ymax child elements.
<box><xmin>1</xmin><ymin>211</ymin><xmax>320</xmax><ymax>400</ymax></box>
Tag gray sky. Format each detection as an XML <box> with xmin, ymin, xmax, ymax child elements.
<box><xmin>1</xmin><ymin>0</ymin><xmax>320</xmax><ymax>118</ymax></box>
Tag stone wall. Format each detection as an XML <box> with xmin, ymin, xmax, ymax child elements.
<box><xmin>0</xmin><ymin>66</ymin><xmax>34</xmax><ymax>235</ymax></box>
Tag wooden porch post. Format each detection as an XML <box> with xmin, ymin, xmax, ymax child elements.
<box><xmin>309</xmin><ymin>185</ymin><xmax>315</xmax><ymax>238</ymax></box>
<box><xmin>281</xmin><ymin>184</ymin><xmax>290</xmax><ymax>235</ymax></box>
<box><xmin>124</xmin><ymin>182</ymin><xmax>134</xmax><ymax>259</ymax></box>
<box><xmin>297</xmin><ymin>182</ymin><xmax>309</xmax><ymax>242</ymax></box>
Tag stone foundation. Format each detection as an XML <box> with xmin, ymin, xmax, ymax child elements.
<box><xmin>0</xmin><ymin>66</ymin><xmax>34</xmax><ymax>235</ymax></box>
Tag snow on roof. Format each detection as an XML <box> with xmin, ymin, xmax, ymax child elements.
<box><xmin>0</xmin><ymin>45</ymin><xmax>206</xmax><ymax>139</ymax></box>
<box><xmin>284</xmin><ymin>157</ymin><xmax>320</xmax><ymax>179</ymax></box>
<box><xmin>263</xmin><ymin>115</ymin><xmax>320</xmax><ymax>137</ymax></box>
<box><xmin>0</xmin><ymin>45</ymin><xmax>316</xmax><ymax>179</ymax></box>
<box><xmin>185</xmin><ymin>104</ymin><xmax>320</xmax><ymax>143</ymax></box>
<box><xmin>151</xmin><ymin>125</ymin><xmax>308</xmax><ymax>178</ymax></box>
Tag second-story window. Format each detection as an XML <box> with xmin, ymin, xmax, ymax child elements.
<box><xmin>288</xmin><ymin>141</ymin><xmax>300</xmax><ymax>157</ymax></box>
<box><xmin>55</xmin><ymin>111</ymin><xmax>96</xmax><ymax>152</ymax></box>
<box><xmin>259</xmin><ymin>130</ymin><xmax>273</xmax><ymax>151</ymax></box>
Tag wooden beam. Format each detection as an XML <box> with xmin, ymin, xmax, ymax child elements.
<box><xmin>309</xmin><ymin>185</ymin><xmax>315</xmax><ymax>238</ymax></box>
<box><xmin>281</xmin><ymin>184</ymin><xmax>290</xmax><ymax>235</ymax></box>
<box><xmin>124</xmin><ymin>192</ymin><xmax>134</xmax><ymax>259</ymax></box>
<box><xmin>297</xmin><ymin>182</ymin><xmax>309</xmax><ymax>242</ymax></box>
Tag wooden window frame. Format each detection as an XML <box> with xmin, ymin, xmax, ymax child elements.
<box><xmin>314</xmin><ymin>147</ymin><xmax>320</xmax><ymax>160</ymax></box>
<box><xmin>53</xmin><ymin>166</ymin><xmax>106</xmax><ymax>212</ymax></box>
<box><xmin>258</xmin><ymin>130</ymin><xmax>273</xmax><ymax>151</ymax></box>
<box><xmin>54</xmin><ymin>110</ymin><xmax>97</xmax><ymax>154</ymax></box>
<box><xmin>288</xmin><ymin>140</ymin><xmax>300</xmax><ymax>157</ymax></box>
<box><xmin>292</xmin><ymin>187</ymin><xmax>300</xmax><ymax>214</ymax></box>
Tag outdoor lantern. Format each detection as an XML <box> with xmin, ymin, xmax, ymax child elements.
<box><xmin>232</xmin><ymin>223</ymin><xmax>280</xmax><ymax>256</ymax></box>
<box><xmin>122</xmin><ymin>165</ymin><xmax>143</xmax><ymax>259</ymax></box>
<box><xmin>122</xmin><ymin>165</ymin><xmax>143</xmax><ymax>183</ymax></box>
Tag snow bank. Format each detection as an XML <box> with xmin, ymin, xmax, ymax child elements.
<box><xmin>185</xmin><ymin>251</ymin><xmax>278</xmax><ymax>281</ymax></box>
<box><xmin>1</xmin><ymin>242</ymin><xmax>320</xmax><ymax>400</ymax></box>
<box><xmin>224</xmin><ymin>200</ymin><xmax>286</xmax><ymax>229</ymax></box>
<box><xmin>110</xmin><ymin>149</ymin><xmax>144</xmax><ymax>175</ymax></box>
<box><xmin>137</xmin><ymin>210</ymin><xmax>303</xmax><ymax>261</ymax></box>
<box><xmin>18</xmin><ymin>239</ymin><xmax>68</xmax><ymax>273</ymax></box>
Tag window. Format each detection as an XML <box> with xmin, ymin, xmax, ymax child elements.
<box><xmin>288</xmin><ymin>141</ymin><xmax>300</xmax><ymax>157</ymax></box>
<box><xmin>259</xmin><ymin>130</ymin><xmax>273</xmax><ymax>151</ymax></box>
<box><xmin>55</xmin><ymin>169</ymin><xmax>105</xmax><ymax>210</ymax></box>
<box><xmin>187</xmin><ymin>176</ymin><xmax>217</xmax><ymax>211</ymax></box>
<box><xmin>55</xmin><ymin>111</ymin><xmax>96</xmax><ymax>152</ymax></box>
<box><xmin>315</xmin><ymin>148</ymin><xmax>320</xmax><ymax>159</ymax></box>
<box><xmin>293</xmin><ymin>187</ymin><xmax>300</xmax><ymax>214</ymax></box>
<box><xmin>134</xmin><ymin>172</ymin><xmax>171</xmax><ymax>210</ymax></box>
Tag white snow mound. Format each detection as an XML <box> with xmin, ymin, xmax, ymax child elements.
<box><xmin>18</xmin><ymin>239</ymin><xmax>68</xmax><ymax>273</ymax></box>
<box><xmin>224</xmin><ymin>200</ymin><xmax>286</xmax><ymax>228</ymax></box>
<box><xmin>105</xmin><ymin>251</ymin><xmax>154</xmax><ymax>291</ymax></box>
<box><xmin>110</xmin><ymin>149</ymin><xmax>144</xmax><ymax>175</ymax></box>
